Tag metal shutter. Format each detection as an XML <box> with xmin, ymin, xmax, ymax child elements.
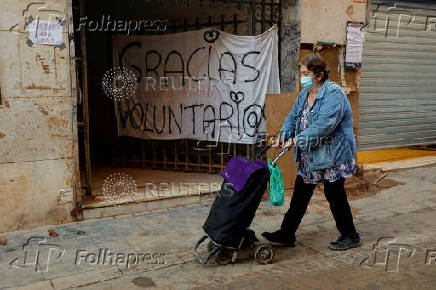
<box><xmin>358</xmin><ymin>0</ymin><xmax>436</xmax><ymax>150</ymax></box>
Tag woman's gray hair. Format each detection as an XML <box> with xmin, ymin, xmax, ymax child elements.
<box><xmin>299</xmin><ymin>53</ymin><xmax>330</xmax><ymax>82</ymax></box>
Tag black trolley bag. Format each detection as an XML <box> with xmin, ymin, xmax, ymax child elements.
<box><xmin>193</xmin><ymin>145</ymin><xmax>290</xmax><ymax>265</ymax></box>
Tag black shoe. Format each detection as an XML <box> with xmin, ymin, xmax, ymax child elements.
<box><xmin>329</xmin><ymin>233</ymin><xmax>362</xmax><ymax>251</ymax></box>
<box><xmin>261</xmin><ymin>230</ymin><xmax>296</xmax><ymax>247</ymax></box>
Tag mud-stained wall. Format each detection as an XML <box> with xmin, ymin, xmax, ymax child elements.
<box><xmin>0</xmin><ymin>0</ymin><xmax>76</xmax><ymax>232</ymax></box>
<box><xmin>301</xmin><ymin>0</ymin><xmax>367</xmax><ymax>44</ymax></box>
<box><xmin>266</xmin><ymin>93</ymin><xmax>299</xmax><ymax>191</ymax></box>
<box><xmin>297</xmin><ymin>0</ymin><xmax>366</xmax><ymax>142</ymax></box>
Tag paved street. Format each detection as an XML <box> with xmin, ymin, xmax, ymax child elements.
<box><xmin>1</xmin><ymin>166</ymin><xmax>436</xmax><ymax>289</ymax></box>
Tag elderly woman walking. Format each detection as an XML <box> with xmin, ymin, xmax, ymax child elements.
<box><xmin>262</xmin><ymin>53</ymin><xmax>361</xmax><ymax>251</ymax></box>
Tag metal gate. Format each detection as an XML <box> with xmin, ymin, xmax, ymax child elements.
<box><xmin>358</xmin><ymin>0</ymin><xmax>436</xmax><ymax>150</ymax></box>
<box><xmin>74</xmin><ymin>0</ymin><xmax>283</xmax><ymax>189</ymax></box>
<box><xmin>113</xmin><ymin>0</ymin><xmax>282</xmax><ymax>173</ymax></box>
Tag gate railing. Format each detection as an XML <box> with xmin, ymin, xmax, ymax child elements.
<box><xmin>111</xmin><ymin>0</ymin><xmax>282</xmax><ymax>173</ymax></box>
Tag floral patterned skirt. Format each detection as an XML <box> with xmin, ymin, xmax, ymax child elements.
<box><xmin>297</xmin><ymin>151</ymin><xmax>356</xmax><ymax>184</ymax></box>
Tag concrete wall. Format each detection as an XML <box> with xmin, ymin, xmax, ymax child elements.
<box><xmin>0</xmin><ymin>0</ymin><xmax>76</xmax><ymax>232</ymax></box>
<box><xmin>281</xmin><ymin>0</ymin><xmax>301</xmax><ymax>93</ymax></box>
<box><xmin>301</xmin><ymin>0</ymin><xmax>367</xmax><ymax>44</ymax></box>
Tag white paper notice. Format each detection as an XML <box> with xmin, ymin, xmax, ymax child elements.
<box><xmin>345</xmin><ymin>26</ymin><xmax>364</xmax><ymax>64</ymax></box>
<box><xmin>28</xmin><ymin>20</ymin><xmax>63</xmax><ymax>45</ymax></box>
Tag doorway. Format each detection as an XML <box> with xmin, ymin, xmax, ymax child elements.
<box><xmin>72</xmin><ymin>0</ymin><xmax>282</xmax><ymax>208</ymax></box>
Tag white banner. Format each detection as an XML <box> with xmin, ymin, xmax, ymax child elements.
<box><xmin>112</xmin><ymin>26</ymin><xmax>280</xmax><ymax>144</ymax></box>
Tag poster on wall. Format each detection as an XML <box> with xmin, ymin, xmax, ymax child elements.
<box><xmin>111</xmin><ymin>26</ymin><xmax>280</xmax><ymax>145</ymax></box>
<box><xmin>28</xmin><ymin>20</ymin><xmax>63</xmax><ymax>45</ymax></box>
<box><xmin>345</xmin><ymin>21</ymin><xmax>365</xmax><ymax>69</ymax></box>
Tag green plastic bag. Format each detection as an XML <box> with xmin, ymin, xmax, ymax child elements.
<box><xmin>268</xmin><ymin>159</ymin><xmax>284</xmax><ymax>206</ymax></box>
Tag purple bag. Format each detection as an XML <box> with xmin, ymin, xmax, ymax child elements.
<box><xmin>221</xmin><ymin>157</ymin><xmax>268</xmax><ymax>193</ymax></box>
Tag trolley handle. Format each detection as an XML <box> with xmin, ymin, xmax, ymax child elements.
<box><xmin>255</xmin><ymin>145</ymin><xmax>292</xmax><ymax>167</ymax></box>
<box><xmin>271</xmin><ymin>146</ymin><xmax>291</xmax><ymax>167</ymax></box>
<box><xmin>255</xmin><ymin>145</ymin><xmax>273</xmax><ymax>159</ymax></box>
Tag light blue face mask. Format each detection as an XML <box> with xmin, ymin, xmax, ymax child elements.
<box><xmin>300</xmin><ymin>76</ymin><xmax>315</xmax><ymax>89</ymax></box>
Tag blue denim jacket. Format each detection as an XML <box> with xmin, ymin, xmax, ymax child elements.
<box><xmin>279</xmin><ymin>80</ymin><xmax>357</xmax><ymax>171</ymax></box>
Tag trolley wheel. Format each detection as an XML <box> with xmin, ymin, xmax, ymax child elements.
<box><xmin>215</xmin><ymin>249</ymin><xmax>233</xmax><ymax>265</ymax></box>
<box><xmin>254</xmin><ymin>245</ymin><xmax>274</xmax><ymax>264</ymax></box>
<box><xmin>207</xmin><ymin>241</ymin><xmax>219</xmax><ymax>253</ymax></box>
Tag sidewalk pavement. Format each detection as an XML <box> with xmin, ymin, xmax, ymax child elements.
<box><xmin>0</xmin><ymin>166</ymin><xmax>435</xmax><ymax>289</ymax></box>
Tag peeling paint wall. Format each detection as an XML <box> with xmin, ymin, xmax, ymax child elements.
<box><xmin>298</xmin><ymin>0</ymin><xmax>367</xmax><ymax>143</ymax></box>
<box><xmin>281</xmin><ymin>0</ymin><xmax>301</xmax><ymax>93</ymax></box>
<box><xmin>266</xmin><ymin>92</ymin><xmax>298</xmax><ymax>190</ymax></box>
<box><xmin>301</xmin><ymin>0</ymin><xmax>367</xmax><ymax>44</ymax></box>
<box><xmin>0</xmin><ymin>0</ymin><xmax>76</xmax><ymax>232</ymax></box>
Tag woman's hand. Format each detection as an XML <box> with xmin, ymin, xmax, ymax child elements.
<box><xmin>273</xmin><ymin>136</ymin><xmax>294</xmax><ymax>149</ymax></box>
<box><xmin>272</xmin><ymin>135</ymin><xmax>285</xmax><ymax>148</ymax></box>
<box><xmin>282</xmin><ymin>138</ymin><xmax>295</xmax><ymax>149</ymax></box>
